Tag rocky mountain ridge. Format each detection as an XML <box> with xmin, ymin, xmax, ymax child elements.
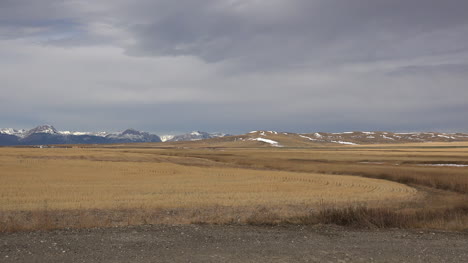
<box><xmin>163</xmin><ymin>131</ymin><xmax>229</xmax><ymax>142</ymax></box>
<box><xmin>0</xmin><ymin>126</ymin><xmax>229</xmax><ymax>146</ymax></box>
<box><xmin>0</xmin><ymin>125</ymin><xmax>162</xmax><ymax>146</ymax></box>
<box><xmin>2</xmin><ymin>126</ymin><xmax>467</xmax><ymax>147</ymax></box>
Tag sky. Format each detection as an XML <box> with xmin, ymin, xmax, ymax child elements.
<box><xmin>1</xmin><ymin>0</ymin><xmax>468</xmax><ymax>135</ymax></box>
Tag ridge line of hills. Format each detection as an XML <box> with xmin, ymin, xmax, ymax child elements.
<box><xmin>0</xmin><ymin>125</ymin><xmax>227</xmax><ymax>146</ymax></box>
<box><xmin>1</xmin><ymin>125</ymin><xmax>468</xmax><ymax>147</ymax></box>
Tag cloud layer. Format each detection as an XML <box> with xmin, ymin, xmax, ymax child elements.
<box><xmin>1</xmin><ymin>0</ymin><xmax>468</xmax><ymax>134</ymax></box>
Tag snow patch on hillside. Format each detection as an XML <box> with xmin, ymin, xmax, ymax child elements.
<box><xmin>331</xmin><ymin>140</ymin><xmax>358</xmax><ymax>145</ymax></box>
<box><xmin>299</xmin><ymin>135</ymin><xmax>316</xmax><ymax>141</ymax></box>
<box><xmin>250</xmin><ymin>137</ymin><xmax>282</xmax><ymax>147</ymax></box>
<box><xmin>418</xmin><ymin>164</ymin><xmax>468</xmax><ymax>167</ymax></box>
<box><xmin>437</xmin><ymin>134</ymin><xmax>455</xmax><ymax>139</ymax></box>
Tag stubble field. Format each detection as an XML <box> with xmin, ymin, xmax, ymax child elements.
<box><xmin>0</xmin><ymin>142</ymin><xmax>467</xmax><ymax>232</ymax></box>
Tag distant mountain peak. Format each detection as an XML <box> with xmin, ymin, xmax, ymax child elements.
<box><xmin>160</xmin><ymin>135</ymin><xmax>175</xmax><ymax>142</ymax></box>
<box><xmin>105</xmin><ymin>128</ymin><xmax>161</xmax><ymax>143</ymax></box>
<box><xmin>190</xmin><ymin>131</ymin><xmax>203</xmax><ymax>136</ymax></box>
<box><xmin>121</xmin><ymin>129</ymin><xmax>142</xmax><ymax>135</ymax></box>
<box><xmin>26</xmin><ymin>125</ymin><xmax>58</xmax><ymax>136</ymax></box>
<box><xmin>0</xmin><ymin>125</ymin><xmax>162</xmax><ymax>145</ymax></box>
<box><xmin>167</xmin><ymin>131</ymin><xmax>229</xmax><ymax>142</ymax></box>
<box><xmin>0</xmin><ymin>128</ymin><xmax>26</xmax><ymax>137</ymax></box>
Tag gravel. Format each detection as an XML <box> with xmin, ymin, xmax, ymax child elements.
<box><xmin>1</xmin><ymin>224</ymin><xmax>467</xmax><ymax>262</ymax></box>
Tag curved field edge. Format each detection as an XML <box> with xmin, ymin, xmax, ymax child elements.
<box><xmin>1</xmin><ymin>144</ymin><xmax>467</xmax><ymax>232</ymax></box>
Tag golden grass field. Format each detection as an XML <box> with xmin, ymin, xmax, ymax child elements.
<box><xmin>1</xmin><ymin>141</ymin><xmax>467</xmax><ymax>231</ymax></box>
<box><xmin>0</xmin><ymin>148</ymin><xmax>417</xmax><ymax>211</ymax></box>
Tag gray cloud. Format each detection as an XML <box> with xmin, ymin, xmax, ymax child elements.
<box><xmin>123</xmin><ymin>0</ymin><xmax>468</xmax><ymax>66</ymax></box>
<box><xmin>0</xmin><ymin>0</ymin><xmax>468</xmax><ymax>133</ymax></box>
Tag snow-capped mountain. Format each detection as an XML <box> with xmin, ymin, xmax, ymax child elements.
<box><xmin>0</xmin><ymin>128</ymin><xmax>27</xmax><ymax>137</ymax></box>
<box><xmin>0</xmin><ymin>125</ymin><xmax>161</xmax><ymax>146</ymax></box>
<box><xmin>105</xmin><ymin>129</ymin><xmax>161</xmax><ymax>143</ymax></box>
<box><xmin>0</xmin><ymin>125</ymin><xmax>231</xmax><ymax>146</ymax></box>
<box><xmin>160</xmin><ymin>135</ymin><xmax>175</xmax><ymax>142</ymax></box>
<box><xmin>58</xmin><ymin>131</ymin><xmax>109</xmax><ymax>137</ymax></box>
<box><xmin>24</xmin><ymin>125</ymin><xmax>58</xmax><ymax>137</ymax></box>
<box><xmin>165</xmin><ymin>131</ymin><xmax>229</xmax><ymax>142</ymax></box>
<box><xmin>3</xmin><ymin>125</ymin><xmax>466</xmax><ymax>147</ymax></box>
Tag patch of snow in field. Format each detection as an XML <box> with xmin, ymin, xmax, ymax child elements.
<box><xmin>249</xmin><ymin>131</ymin><xmax>257</xmax><ymax>133</ymax></box>
<box><xmin>417</xmin><ymin>164</ymin><xmax>468</xmax><ymax>167</ymax></box>
<box><xmin>362</xmin><ymin>132</ymin><xmax>375</xmax><ymax>135</ymax></box>
<box><xmin>331</xmin><ymin>140</ymin><xmax>358</xmax><ymax>145</ymax></box>
<box><xmin>268</xmin><ymin>131</ymin><xmax>278</xmax><ymax>134</ymax></box>
<box><xmin>314</xmin><ymin>133</ymin><xmax>322</xmax><ymax>138</ymax></box>
<box><xmin>382</xmin><ymin>135</ymin><xmax>394</xmax><ymax>140</ymax></box>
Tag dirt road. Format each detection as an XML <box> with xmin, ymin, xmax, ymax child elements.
<box><xmin>1</xmin><ymin>225</ymin><xmax>467</xmax><ymax>262</ymax></box>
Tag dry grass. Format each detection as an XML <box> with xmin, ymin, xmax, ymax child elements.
<box><xmin>1</xmin><ymin>142</ymin><xmax>467</xmax><ymax>232</ymax></box>
<box><xmin>150</xmin><ymin>144</ymin><xmax>468</xmax><ymax>194</ymax></box>
<box><xmin>0</xmin><ymin>149</ymin><xmax>416</xmax><ymax>211</ymax></box>
<box><xmin>296</xmin><ymin>205</ymin><xmax>468</xmax><ymax>230</ymax></box>
<box><xmin>2</xmin><ymin>203</ymin><xmax>468</xmax><ymax>232</ymax></box>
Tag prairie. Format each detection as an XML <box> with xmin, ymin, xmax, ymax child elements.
<box><xmin>0</xmin><ymin>142</ymin><xmax>467</xmax><ymax>231</ymax></box>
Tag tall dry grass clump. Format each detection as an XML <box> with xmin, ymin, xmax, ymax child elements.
<box><xmin>1</xmin><ymin>204</ymin><xmax>468</xmax><ymax>233</ymax></box>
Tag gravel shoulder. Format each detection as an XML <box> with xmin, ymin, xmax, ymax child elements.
<box><xmin>1</xmin><ymin>224</ymin><xmax>467</xmax><ymax>262</ymax></box>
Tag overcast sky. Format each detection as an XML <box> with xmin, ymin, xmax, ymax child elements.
<box><xmin>1</xmin><ymin>0</ymin><xmax>467</xmax><ymax>134</ymax></box>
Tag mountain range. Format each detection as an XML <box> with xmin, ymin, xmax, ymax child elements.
<box><xmin>0</xmin><ymin>125</ymin><xmax>227</xmax><ymax>146</ymax></box>
<box><xmin>162</xmin><ymin>131</ymin><xmax>229</xmax><ymax>142</ymax></box>
<box><xmin>1</xmin><ymin>126</ymin><xmax>468</xmax><ymax>147</ymax></box>
<box><xmin>168</xmin><ymin>130</ymin><xmax>468</xmax><ymax>148</ymax></box>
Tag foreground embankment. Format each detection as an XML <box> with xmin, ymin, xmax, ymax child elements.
<box><xmin>1</xmin><ymin>224</ymin><xmax>467</xmax><ymax>262</ymax></box>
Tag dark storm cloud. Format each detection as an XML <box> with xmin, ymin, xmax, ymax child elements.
<box><xmin>1</xmin><ymin>0</ymin><xmax>468</xmax><ymax>133</ymax></box>
<box><xmin>125</xmin><ymin>0</ymin><xmax>468</xmax><ymax>67</ymax></box>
